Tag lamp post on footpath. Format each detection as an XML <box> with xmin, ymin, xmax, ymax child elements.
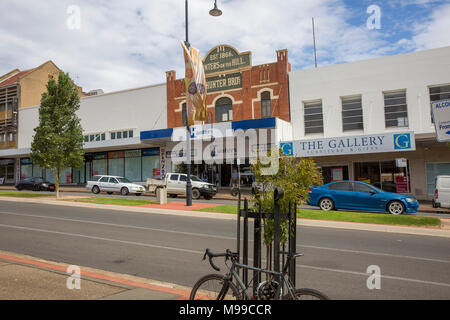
<box><xmin>184</xmin><ymin>0</ymin><xmax>222</xmax><ymax>206</ymax></box>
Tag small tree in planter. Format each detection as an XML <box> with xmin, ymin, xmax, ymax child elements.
<box><xmin>31</xmin><ymin>72</ymin><xmax>84</xmax><ymax>199</ymax></box>
<box><xmin>251</xmin><ymin>149</ymin><xmax>322</xmax><ymax>269</ymax></box>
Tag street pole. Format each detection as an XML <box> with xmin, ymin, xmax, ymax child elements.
<box><xmin>184</xmin><ymin>0</ymin><xmax>221</xmax><ymax>206</ymax></box>
<box><xmin>185</xmin><ymin>0</ymin><xmax>192</xmax><ymax>206</ymax></box>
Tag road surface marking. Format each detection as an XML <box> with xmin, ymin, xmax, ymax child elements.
<box><xmin>1</xmin><ymin>211</ymin><xmax>449</xmax><ymax>264</ymax></box>
<box><xmin>1</xmin><ymin>222</ymin><xmax>450</xmax><ymax>289</ymax></box>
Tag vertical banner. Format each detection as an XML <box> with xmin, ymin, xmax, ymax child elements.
<box><xmin>160</xmin><ymin>147</ymin><xmax>166</xmax><ymax>178</ymax></box>
<box><xmin>181</xmin><ymin>41</ymin><xmax>207</xmax><ymax>126</ymax></box>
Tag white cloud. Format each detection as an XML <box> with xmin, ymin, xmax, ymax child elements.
<box><xmin>412</xmin><ymin>3</ymin><xmax>450</xmax><ymax>49</ymax></box>
<box><xmin>0</xmin><ymin>0</ymin><xmax>446</xmax><ymax>93</ymax></box>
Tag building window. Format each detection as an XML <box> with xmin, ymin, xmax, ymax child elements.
<box><xmin>304</xmin><ymin>100</ymin><xmax>324</xmax><ymax>134</ymax></box>
<box><xmin>215</xmin><ymin>97</ymin><xmax>233</xmax><ymax>123</ymax></box>
<box><xmin>0</xmin><ymin>133</ymin><xmax>5</xmax><ymax>142</ymax></box>
<box><xmin>182</xmin><ymin>103</ymin><xmax>187</xmax><ymax>126</ymax></box>
<box><xmin>110</xmin><ymin>130</ymin><xmax>133</xmax><ymax>140</ymax></box>
<box><xmin>429</xmin><ymin>85</ymin><xmax>450</xmax><ymax>123</ymax></box>
<box><xmin>8</xmin><ymin>133</ymin><xmax>15</xmax><ymax>142</ymax></box>
<box><xmin>342</xmin><ymin>96</ymin><xmax>363</xmax><ymax>131</ymax></box>
<box><xmin>261</xmin><ymin>91</ymin><xmax>271</xmax><ymax>118</ymax></box>
<box><xmin>430</xmin><ymin>85</ymin><xmax>450</xmax><ymax>102</ymax></box>
<box><xmin>84</xmin><ymin>135</ymin><xmax>89</xmax><ymax>143</ymax></box>
<box><xmin>384</xmin><ymin>91</ymin><xmax>408</xmax><ymax>128</ymax></box>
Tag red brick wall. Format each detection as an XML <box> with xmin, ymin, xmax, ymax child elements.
<box><xmin>167</xmin><ymin>49</ymin><xmax>291</xmax><ymax>128</ymax></box>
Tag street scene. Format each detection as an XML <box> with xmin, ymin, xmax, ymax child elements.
<box><xmin>0</xmin><ymin>0</ymin><xmax>450</xmax><ymax>311</ymax></box>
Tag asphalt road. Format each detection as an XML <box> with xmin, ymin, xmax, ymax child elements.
<box><xmin>0</xmin><ymin>200</ymin><xmax>449</xmax><ymax>299</ymax></box>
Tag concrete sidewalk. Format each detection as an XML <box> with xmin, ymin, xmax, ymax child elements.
<box><xmin>0</xmin><ymin>250</ymin><xmax>191</xmax><ymax>300</ymax></box>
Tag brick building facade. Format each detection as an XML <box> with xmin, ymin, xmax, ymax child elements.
<box><xmin>166</xmin><ymin>45</ymin><xmax>291</xmax><ymax>128</ymax></box>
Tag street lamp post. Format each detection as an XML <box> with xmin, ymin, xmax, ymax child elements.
<box><xmin>184</xmin><ymin>0</ymin><xmax>222</xmax><ymax>206</ymax></box>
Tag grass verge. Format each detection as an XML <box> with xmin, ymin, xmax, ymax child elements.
<box><xmin>194</xmin><ymin>205</ymin><xmax>441</xmax><ymax>227</ymax></box>
<box><xmin>0</xmin><ymin>191</ymin><xmax>54</xmax><ymax>198</ymax></box>
<box><xmin>66</xmin><ymin>197</ymin><xmax>159</xmax><ymax>206</ymax></box>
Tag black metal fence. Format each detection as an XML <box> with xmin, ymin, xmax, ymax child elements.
<box><xmin>236</xmin><ymin>187</ymin><xmax>297</xmax><ymax>296</ymax></box>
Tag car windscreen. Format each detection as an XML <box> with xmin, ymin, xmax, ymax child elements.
<box><xmin>191</xmin><ymin>175</ymin><xmax>202</xmax><ymax>182</ymax></box>
<box><xmin>116</xmin><ymin>177</ymin><xmax>131</xmax><ymax>183</ymax></box>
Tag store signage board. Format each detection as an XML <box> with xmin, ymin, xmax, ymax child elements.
<box><xmin>206</xmin><ymin>72</ymin><xmax>242</xmax><ymax>93</ymax></box>
<box><xmin>431</xmin><ymin>99</ymin><xmax>450</xmax><ymax>142</ymax></box>
<box><xmin>172</xmin><ymin>122</ymin><xmax>233</xmax><ymax>141</ymax></box>
<box><xmin>396</xmin><ymin>158</ymin><xmax>407</xmax><ymax>168</ymax></box>
<box><xmin>280</xmin><ymin>132</ymin><xmax>415</xmax><ymax>158</ymax></box>
<box><xmin>203</xmin><ymin>45</ymin><xmax>251</xmax><ymax>75</ymax></box>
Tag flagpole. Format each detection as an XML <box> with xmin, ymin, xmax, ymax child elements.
<box><xmin>185</xmin><ymin>0</ymin><xmax>192</xmax><ymax>206</ymax></box>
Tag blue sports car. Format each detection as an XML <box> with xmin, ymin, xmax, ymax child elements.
<box><xmin>307</xmin><ymin>181</ymin><xmax>419</xmax><ymax>215</ymax></box>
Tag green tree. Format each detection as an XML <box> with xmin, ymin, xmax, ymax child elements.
<box><xmin>251</xmin><ymin>149</ymin><xmax>322</xmax><ymax>269</ymax></box>
<box><xmin>31</xmin><ymin>72</ymin><xmax>84</xmax><ymax>198</ymax></box>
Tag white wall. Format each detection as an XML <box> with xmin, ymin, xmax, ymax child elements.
<box><xmin>17</xmin><ymin>83</ymin><xmax>167</xmax><ymax>151</ymax></box>
<box><xmin>289</xmin><ymin>46</ymin><xmax>450</xmax><ymax>140</ymax></box>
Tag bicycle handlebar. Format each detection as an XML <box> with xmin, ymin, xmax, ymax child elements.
<box><xmin>203</xmin><ymin>248</ymin><xmax>238</xmax><ymax>272</ymax></box>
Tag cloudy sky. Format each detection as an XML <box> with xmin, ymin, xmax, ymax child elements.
<box><xmin>1</xmin><ymin>0</ymin><xmax>449</xmax><ymax>93</ymax></box>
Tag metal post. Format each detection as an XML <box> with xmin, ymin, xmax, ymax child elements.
<box><xmin>289</xmin><ymin>202</ymin><xmax>297</xmax><ymax>285</ymax></box>
<box><xmin>273</xmin><ymin>194</ymin><xmax>281</xmax><ymax>275</ymax></box>
<box><xmin>184</xmin><ymin>0</ymin><xmax>192</xmax><ymax>206</ymax></box>
<box><xmin>243</xmin><ymin>198</ymin><xmax>249</xmax><ymax>290</ymax></box>
<box><xmin>253</xmin><ymin>201</ymin><xmax>262</xmax><ymax>296</ymax></box>
<box><xmin>237</xmin><ymin>189</ymin><xmax>241</xmax><ymax>259</ymax></box>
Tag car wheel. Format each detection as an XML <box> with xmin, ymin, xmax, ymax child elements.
<box><xmin>192</xmin><ymin>188</ymin><xmax>201</xmax><ymax>200</ymax></box>
<box><xmin>107</xmin><ymin>192</ymin><xmax>113</xmax><ymax>195</ymax></box>
<box><xmin>17</xmin><ymin>185</ymin><xmax>23</xmax><ymax>191</ymax></box>
<box><xmin>432</xmin><ymin>199</ymin><xmax>439</xmax><ymax>208</ymax></box>
<box><xmin>121</xmin><ymin>187</ymin><xmax>129</xmax><ymax>196</ymax></box>
<box><xmin>230</xmin><ymin>187</ymin><xmax>239</xmax><ymax>197</ymax></box>
<box><xmin>388</xmin><ymin>201</ymin><xmax>405</xmax><ymax>215</ymax></box>
<box><xmin>319</xmin><ymin>198</ymin><xmax>334</xmax><ymax>211</ymax></box>
<box><xmin>92</xmin><ymin>185</ymin><xmax>100</xmax><ymax>194</ymax></box>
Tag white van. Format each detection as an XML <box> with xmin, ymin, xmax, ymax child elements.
<box><xmin>432</xmin><ymin>175</ymin><xmax>450</xmax><ymax>209</ymax></box>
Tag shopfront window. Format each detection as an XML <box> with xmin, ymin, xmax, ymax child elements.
<box><xmin>321</xmin><ymin>166</ymin><xmax>349</xmax><ymax>184</ymax></box>
<box><xmin>426</xmin><ymin>163</ymin><xmax>450</xmax><ymax>195</ymax></box>
<box><xmin>125</xmin><ymin>157</ymin><xmax>141</xmax><ymax>182</ymax></box>
<box><xmin>92</xmin><ymin>159</ymin><xmax>107</xmax><ymax>176</ymax></box>
<box><xmin>21</xmin><ymin>164</ymin><xmax>33</xmax><ymax>179</ymax></box>
<box><xmin>142</xmin><ymin>156</ymin><xmax>160</xmax><ymax>180</ymax></box>
<box><xmin>354</xmin><ymin>160</ymin><xmax>410</xmax><ymax>193</ymax></box>
<box><xmin>108</xmin><ymin>152</ymin><xmax>125</xmax><ymax>177</ymax></box>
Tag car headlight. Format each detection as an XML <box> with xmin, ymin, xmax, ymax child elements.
<box><xmin>405</xmin><ymin>198</ymin><xmax>417</xmax><ymax>203</ymax></box>
<box><xmin>42</xmin><ymin>184</ymin><xmax>48</xmax><ymax>187</ymax></box>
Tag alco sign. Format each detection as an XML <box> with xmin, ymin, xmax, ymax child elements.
<box><xmin>280</xmin><ymin>132</ymin><xmax>415</xmax><ymax>158</ymax></box>
<box><xmin>203</xmin><ymin>45</ymin><xmax>251</xmax><ymax>75</ymax></box>
<box><xmin>431</xmin><ymin>99</ymin><xmax>450</xmax><ymax>142</ymax></box>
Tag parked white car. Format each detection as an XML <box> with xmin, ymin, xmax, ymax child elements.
<box><xmin>147</xmin><ymin>173</ymin><xmax>217</xmax><ymax>200</ymax></box>
<box><xmin>432</xmin><ymin>175</ymin><xmax>450</xmax><ymax>209</ymax></box>
<box><xmin>86</xmin><ymin>175</ymin><xmax>146</xmax><ymax>196</ymax></box>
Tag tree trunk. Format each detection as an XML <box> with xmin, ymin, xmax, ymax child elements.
<box><xmin>55</xmin><ymin>168</ymin><xmax>60</xmax><ymax>199</ymax></box>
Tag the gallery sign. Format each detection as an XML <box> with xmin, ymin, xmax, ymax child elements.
<box><xmin>280</xmin><ymin>132</ymin><xmax>415</xmax><ymax>157</ymax></box>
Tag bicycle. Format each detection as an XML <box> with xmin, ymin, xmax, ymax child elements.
<box><xmin>190</xmin><ymin>248</ymin><xmax>329</xmax><ymax>300</ymax></box>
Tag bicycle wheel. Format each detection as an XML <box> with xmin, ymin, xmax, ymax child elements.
<box><xmin>190</xmin><ymin>274</ymin><xmax>241</xmax><ymax>300</ymax></box>
<box><xmin>282</xmin><ymin>288</ymin><xmax>330</xmax><ymax>300</ymax></box>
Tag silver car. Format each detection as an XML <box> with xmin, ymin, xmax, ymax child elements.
<box><xmin>86</xmin><ymin>175</ymin><xmax>146</xmax><ymax>196</ymax></box>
